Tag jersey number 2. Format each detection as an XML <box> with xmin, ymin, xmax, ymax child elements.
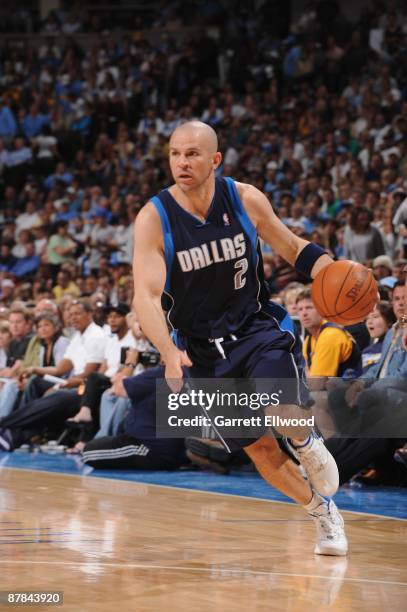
<box><xmin>234</xmin><ymin>258</ymin><xmax>248</xmax><ymax>290</ymax></box>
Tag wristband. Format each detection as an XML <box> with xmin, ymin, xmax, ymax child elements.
<box><xmin>294</xmin><ymin>243</ymin><xmax>326</xmax><ymax>278</ymax></box>
<box><xmin>125</xmin><ymin>362</ymin><xmax>137</xmax><ymax>368</ymax></box>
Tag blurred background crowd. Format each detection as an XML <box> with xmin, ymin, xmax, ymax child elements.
<box><xmin>0</xmin><ymin>0</ymin><xmax>406</xmax><ymax>484</ymax></box>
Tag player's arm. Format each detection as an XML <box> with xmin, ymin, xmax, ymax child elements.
<box><xmin>132</xmin><ymin>203</ymin><xmax>192</xmax><ymax>390</ymax></box>
<box><xmin>238</xmin><ymin>183</ymin><xmax>333</xmax><ymax>278</ymax></box>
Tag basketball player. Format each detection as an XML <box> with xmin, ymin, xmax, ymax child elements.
<box><xmin>133</xmin><ymin>121</ymin><xmax>348</xmax><ymax>556</ymax></box>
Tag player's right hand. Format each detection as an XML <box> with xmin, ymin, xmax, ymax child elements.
<box><xmin>163</xmin><ymin>347</ymin><xmax>192</xmax><ymax>392</ymax></box>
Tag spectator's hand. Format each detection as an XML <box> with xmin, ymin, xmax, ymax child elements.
<box><xmin>125</xmin><ymin>348</ymin><xmax>139</xmax><ymax>365</ymax></box>
<box><xmin>402</xmin><ymin>327</ymin><xmax>407</xmax><ymax>351</ymax></box>
<box><xmin>345</xmin><ymin>380</ymin><xmax>365</xmax><ymax>408</ymax></box>
<box><xmin>111</xmin><ymin>371</ymin><xmax>126</xmax><ymax>385</ymax></box>
<box><xmin>60</xmin><ymin>377</ymin><xmax>81</xmax><ymax>389</ymax></box>
<box><xmin>111</xmin><ymin>377</ymin><xmax>127</xmax><ymax>397</ymax></box>
<box><xmin>20</xmin><ymin>367</ymin><xmax>37</xmax><ymax>379</ymax></box>
<box><xmin>0</xmin><ymin>368</ymin><xmax>14</xmax><ymax>378</ymax></box>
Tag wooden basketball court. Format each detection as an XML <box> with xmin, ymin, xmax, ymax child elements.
<box><xmin>0</xmin><ymin>467</ymin><xmax>406</xmax><ymax>611</ymax></box>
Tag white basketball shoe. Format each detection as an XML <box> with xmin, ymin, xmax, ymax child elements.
<box><xmin>309</xmin><ymin>499</ymin><xmax>348</xmax><ymax>556</ymax></box>
<box><xmin>288</xmin><ymin>432</ymin><xmax>339</xmax><ymax>497</ymax></box>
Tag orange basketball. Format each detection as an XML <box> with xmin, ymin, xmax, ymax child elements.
<box><xmin>311</xmin><ymin>260</ymin><xmax>378</xmax><ymax>325</ymax></box>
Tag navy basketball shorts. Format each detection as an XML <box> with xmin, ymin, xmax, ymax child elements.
<box><xmin>177</xmin><ymin>312</ymin><xmax>311</xmax><ymax>452</ymax></box>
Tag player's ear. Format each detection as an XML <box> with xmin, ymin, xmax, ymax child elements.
<box><xmin>213</xmin><ymin>151</ymin><xmax>222</xmax><ymax>169</ymax></box>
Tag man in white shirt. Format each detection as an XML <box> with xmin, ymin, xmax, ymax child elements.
<box><xmin>15</xmin><ymin>201</ymin><xmax>42</xmax><ymax>236</ymax></box>
<box><xmin>68</xmin><ymin>303</ymin><xmax>143</xmax><ymax>425</ymax></box>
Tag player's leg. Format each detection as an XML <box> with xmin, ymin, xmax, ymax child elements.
<box><xmin>244</xmin><ymin>434</ymin><xmax>311</xmax><ymax>505</ymax></box>
<box><xmin>185</xmin><ymin>335</ymin><xmax>347</xmax><ymax>554</ymax></box>
<box><xmin>244</xmin><ymin>434</ymin><xmax>348</xmax><ymax>556</ymax></box>
<box><xmin>282</xmin><ymin>418</ymin><xmax>339</xmax><ymax>498</ymax></box>
<box><xmin>247</xmin><ymin>347</ymin><xmax>339</xmax><ymax>497</ymax></box>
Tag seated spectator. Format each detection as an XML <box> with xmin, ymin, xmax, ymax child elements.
<box><xmin>0</xmin><ymin>320</ymin><xmax>11</xmax><ymax>368</ymax></box>
<box><xmin>10</xmin><ymin>242</ymin><xmax>40</xmax><ymax>279</ymax></box>
<box><xmin>0</xmin><ymin>300</ymin><xmax>106</xmax><ymax>450</ymax></box>
<box><xmin>0</xmin><ymin>302</ymin><xmax>67</xmax><ymax>417</ymax></box>
<box><xmin>335</xmin><ymin>301</ymin><xmax>395</xmax><ymax>381</ymax></box>
<box><xmin>52</xmin><ymin>269</ymin><xmax>81</xmax><ymax>300</ymax></box>
<box><xmin>344</xmin><ymin>206</ymin><xmax>386</xmax><ymax>264</ymax></box>
<box><xmin>83</xmin><ymin>366</ymin><xmax>186</xmax><ymax>471</ymax></box>
<box><xmin>0</xmin><ymin>307</ymin><xmax>32</xmax><ymax>379</ymax></box>
<box><xmin>12</xmin><ymin>229</ymin><xmax>33</xmax><ymax>258</ymax></box>
<box><xmin>46</xmin><ymin>221</ymin><xmax>77</xmax><ymax>282</ymax></box>
<box><xmin>281</xmin><ymin>282</ymin><xmax>306</xmax><ymax>317</ymax></box>
<box><xmin>0</xmin><ymin>278</ymin><xmax>16</xmax><ymax>305</ymax></box>
<box><xmin>43</xmin><ymin>162</ymin><xmax>73</xmax><ymax>190</ymax></box>
<box><xmin>15</xmin><ymin>201</ymin><xmax>42</xmax><ymax>236</ymax></box>
<box><xmin>372</xmin><ymin>255</ymin><xmax>397</xmax><ymax>289</ymax></box>
<box><xmin>22</xmin><ymin>299</ymin><xmax>61</xmax><ymax>367</ymax></box>
<box><xmin>20</xmin><ymin>299</ymin><xmax>106</xmax><ymax>400</ymax></box>
<box><xmin>65</xmin><ymin>305</ymin><xmax>136</xmax><ymax>413</ymax></box>
<box><xmin>65</xmin><ymin>306</ymin><xmax>154</xmax><ymax>453</ymax></box>
<box><xmin>0</xmin><ymin>243</ymin><xmax>17</xmax><ymax>275</ymax></box>
<box><xmin>359</xmin><ymin>301</ymin><xmax>396</xmax><ymax>374</ymax></box>
<box><xmin>0</xmin><ymin>307</ymin><xmax>33</xmax><ymax>416</ymax></box>
<box><xmin>325</xmin><ymin>281</ymin><xmax>407</xmax><ymax>484</ymax></box>
<box><xmin>296</xmin><ymin>289</ymin><xmax>360</xmax><ymax>382</ymax></box>
<box><xmin>21</xmin><ymin>104</ymin><xmax>49</xmax><ymax>140</ymax></box>
<box><xmin>27</xmin><ymin>312</ymin><xmax>69</xmax><ymax>370</ymax></box>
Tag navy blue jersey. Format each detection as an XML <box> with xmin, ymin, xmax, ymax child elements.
<box><xmin>151</xmin><ymin>177</ymin><xmax>270</xmax><ymax>339</ymax></box>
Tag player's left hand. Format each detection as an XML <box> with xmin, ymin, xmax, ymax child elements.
<box><xmin>164</xmin><ymin>346</ymin><xmax>192</xmax><ymax>392</ymax></box>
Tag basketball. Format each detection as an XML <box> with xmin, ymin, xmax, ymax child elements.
<box><xmin>311</xmin><ymin>260</ymin><xmax>378</xmax><ymax>325</ymax></box>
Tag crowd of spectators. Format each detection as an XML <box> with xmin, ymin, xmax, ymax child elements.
<box><xmin>0</xmin><ymin>0</ymin><xmax>406</xmax><ymax>482</ymax></box>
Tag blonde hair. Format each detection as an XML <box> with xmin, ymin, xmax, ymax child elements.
<box><xmin>0</xmin><ymin>321</ymin><xmax>11</xmax><ymax>335</ymax></box>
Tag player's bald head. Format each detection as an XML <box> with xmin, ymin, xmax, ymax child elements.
<box><xmin>169</xmin><ymin>121</ymin><xmax>218</xmax><ymax>153</ymax></box>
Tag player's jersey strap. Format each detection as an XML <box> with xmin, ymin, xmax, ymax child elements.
<box><xmin>224</xmin><ymin>177</ymin><xmax>257</xmax><ymax>266</ymax></box>
<box><xmin>151</xmin><ymin>196</ymin><xmax>174</xmax><ymax>293</ymax></box>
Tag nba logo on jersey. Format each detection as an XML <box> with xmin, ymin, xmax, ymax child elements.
<box><xmin>223</xmin><ymin>213</ymin><xmax>230</xmax><ymax>226</ymax></box>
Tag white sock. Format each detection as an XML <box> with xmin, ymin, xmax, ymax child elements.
<box><xmin>303</xmin><ymin>491</ymin><xmax>328</xmax><ymax>514</ymax></box>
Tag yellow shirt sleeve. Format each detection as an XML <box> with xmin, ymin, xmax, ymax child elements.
<box><xmin>306</xmin><ymin>327</ymin><xmax>354</xmax><ymax>377</ymax></box>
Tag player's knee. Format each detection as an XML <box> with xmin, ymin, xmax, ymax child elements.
<box><xmin>266</xmin><ymin>402</ymin><xmax>313</xmax><ymax>439</ymax></box>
